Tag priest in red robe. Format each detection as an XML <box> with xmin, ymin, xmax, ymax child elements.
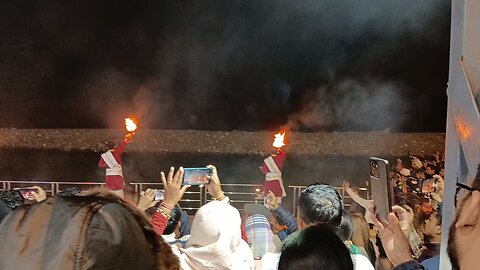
<box><xmin>259</xmin><ymin>149</ymin><xmax>287</xmax><ymax>203</ymax></box>
<box><xmin>98</xmin><ymin>133</ymin><xmax>133</xmax><ymax>197</ymax></box>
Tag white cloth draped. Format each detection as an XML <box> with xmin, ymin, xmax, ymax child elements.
<box><xmin>101</xmin><ymin>150</ymin><xmax>123</xmax><ymax>176</ymax></box>
<box><xmin>171</xmin><ymin>200</ymin><xmax>254</xmax><ymax>270</ymax></box>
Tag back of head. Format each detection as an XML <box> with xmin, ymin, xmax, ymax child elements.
<box><xmin>279</xmin><ymin>224</ymin><xmax>353</xmax><ymax>270</ymax></box>
<box><xmin>183</xmin><ymin>200</ymin><xmax>253</xmax><ymax>269</ymax></box>
<box><xmin>105</xmin><ymin>139</ymin><xmax>119</xmax><ymax>150</ymax></box>
<box><xmin>0</xmin><ymin>190</ymin><xmax>24</xmax><ymax>224</ymax></box>
<box><xmin>163</xmin><ymin>204</ymin><xmax>182</xmax><ymax>235</ymax></box>
<box><xmin>337</xmin><ymin>209</ymin><xmax>353</xmax><ymax>241</ymax></box>
<box><xmin>298</xmin><ymin>183</ymin><xmax>343</xmax><ymax>226</ymax></box>
<box><xmin>0</xmin><ymin>190</ymin><xmax>24</xmax><ymax>209</ymax></box>
<box><xmin>0</xmin><ymin>189</ymin><xmax>179</xmax><ymax>270</ymax></box>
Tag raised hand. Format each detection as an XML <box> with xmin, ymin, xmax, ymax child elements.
<box><xmin>137</xmin><ymin>188</ymin><xmax>158</xmax><ymax>211</ymax></box>
<box><xmin>30</xmin><ymin>186</ymin><xmax>47</xmax><ymax>202</ymax></box>
<box><xmin>161</xmin><ymin>167</ymin><xmax>190</xmax><ymax>207</ymax></box>
<box><xmin>124</xmin><ymin>133</ymin><xmax>133</xmax><ymax>143</ymax></box>
<box><xmin>371</xmin><ymin>212</ymin><xmax>413</xmax><ymax>266</ymax></box>
<box><xmin>206</xmin><ymin>165</ymin><xmax>224</xmax><ymax>199</ymax></box>
<box><xmin>265</xmin><ymin>191</ymin><xmax>280</xmax><ymax>210</ymax></box>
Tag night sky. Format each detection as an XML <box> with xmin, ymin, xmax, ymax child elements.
<box><xmin>0</xmin><ymin>1</ymin><xmax>451</xmax><ymax>132</ymax></box>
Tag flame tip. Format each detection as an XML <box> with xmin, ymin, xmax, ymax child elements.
<box><xmin>272</xmin><ymin>131</ymin><xmax>286</xmax><ymax>148</ymax></box>
<box><xmin>125</xmin><ymin>117</ymin><xmax>138</xmax><ymax>132</ymax></box>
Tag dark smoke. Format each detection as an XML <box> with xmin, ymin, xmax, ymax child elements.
<box><xmin>286</xmin><ymin>79</ymin><xmax>408</xmax><ymax>131</ymax></box>
<box><xmin>0</xmin><ymin>0</ymin><xmax>450</xmax><ymax>131</ymax></box>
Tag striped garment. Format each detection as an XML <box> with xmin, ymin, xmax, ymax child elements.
<box><xmin>245</xmin><ymin>214</ymin><xmax>275</xmax><ymax>258</ymax></box>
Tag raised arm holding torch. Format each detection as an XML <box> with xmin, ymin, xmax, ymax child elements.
<box><xmin>260</xmin><ymin>131</ymin><xmax>287</xmax><ymax>203</ymax></box>
<box><xmin>98</xmin><ymin>117</ymin><xmax>138</xmax><ymax>198</ymax></box>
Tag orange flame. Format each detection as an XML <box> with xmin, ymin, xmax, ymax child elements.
<box><xmin>125</xmin><ymin>117</ymin><xmax>137</xmax><ymax>132</ymax></box>
<box><xmin>272</xmin><ymin>132</ymin><xmax>286</xmax><ymax>148</ymax></box>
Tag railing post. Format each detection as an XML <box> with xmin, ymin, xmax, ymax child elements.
<box><xmin>291</xmin><ymin>186</ymin><xmax>300</xmax><ymax>217</ymax></box>
<box><xmin>51</xmin><ymin>183</ymin><xmax>56</xmax><ymax>196</ymax></box>
<box><xmin>200</xmin><ymin>185</ymin><xmax>206</xmax><ymax>207</ymax></box>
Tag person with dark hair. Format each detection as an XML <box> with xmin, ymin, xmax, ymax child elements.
<box><xmin>419</xmin><ymin>211</ymin><xmax>442</xmax><ymax>269</ymax></box>
<box><xmin>0</xmin><ymin>188</ymin><xmax>179</xmax><ymax>269</ymax></box>
<box><xmin>56</xmin><ymin>187</ymin><xmax>80</xmax><ymax>197</ymax></box>
<box><xmin>424</xmin><ymin>164</ymin><xmax>438</xmax><ymax>178</ymax></box>
<box><xmin>137</xmin><ymin>188</ymin><xmax>191</xmax><ymax>245</ymax></box>
<box><xmin>262</xmin><ymin>190</ymin><xmax>297</xmax><ymax>241</ymax></box>
<box><xmin>447</xmin><ymin>166</ymin><xmax>480</xmax><ymax>270</ymax></box>
<box><xmin>160</xmin><ymin>205</ymin><xmax>192</xmax><ymax>245</ymax></box>
<box><xmin>338</xmin><ymin>209</ymin><xmax>354</xmax><ymax>244</ymax></box>
<box><xmin>297</xmin><ymin>183</ymin><xmax>343</xmax><ymax>227</ymax></box>
<box><xmin>259</xmin><ymin>183</ymin><xmax>345</xmax><ymax>270</ymax></box>
<box><xmin>0</xmin><ymin>189</ymin><xmax>24</xmax><ymax>211</ymax></box>
<box><xmin>163</xmin><ymin>205</ymin><xmax>183</xmax><ymax>235</ymax></box>
<box><xmin>151</xmin><ymin>165</ymin><xmax>254</xmax><ymax>269</ymax></box>
<box><xmin>0</xmin><ymin>186</ymin><xmax>48</xmax><ymax>223</ymax></box>
<box><xmin>396</xmin><ymin>159</ymin><xmax>411</xmax><ymax>177</ymax></box>
<box><xmin>372</xmin><ymin>163</ymin><xmax>480</xmax><ymax>270</ymax></box>
<box><xmin>278</xmin><ymin>224</ymin><xmax>353</xmax><ymax>270</ymax></box>
<box><xmin>98</xmin><ymin>133</ymin><xmax>133</xmax><ymax>198</ymax></box>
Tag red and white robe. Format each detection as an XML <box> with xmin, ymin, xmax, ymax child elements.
<box><xmin>260</xmin><ymin>149</ymin><xmax>287</xmax><ymax>199</ymax></box>
<box><xmin>98</xmin><ymin>140</ymin><xmax>128</xmax><ymax>190</ymax></box>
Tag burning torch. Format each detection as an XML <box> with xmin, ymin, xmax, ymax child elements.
<box><xmin>124</xmin><ymin>117</ymin><xmax>138</xmax><ymax>142</ymax></box>
<box><xmin>272</xmin><ymin>131</ymin><xmax>286</xmax><ymax>155</ymax></box>
<box><xmin>257</xmin><ymin>130</ymin><xmax>287</xmax><ymax>201</ymax></box>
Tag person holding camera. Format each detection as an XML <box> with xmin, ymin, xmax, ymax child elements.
<box><xmin>152</xmin><ymin>165</ymin><xmax>254</xmax><ymax>270</ymax></box>
<box><xmin>263</xmin><ymin>190</ymin><xmax>297</xmax><ymax>241</ymax></box>
<box><xmin>0</xmin><ymin>186</ymin><xmax>47</xmax><ymax>222</ymax></box>
<box><xmin>137</xmin><ymin>188</ymin><xmax>192</xmax><ymax>245</ymax></box>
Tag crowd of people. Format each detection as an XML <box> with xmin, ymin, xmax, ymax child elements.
<box><xmin>0</xmin><ymin>135</ymin><xmax>478</xmax><ymax>270</ymax></box>
<box><xmin>342</xmin><ymin>153</ymin><xmax>446</xmax><ymax>269</ymax></box>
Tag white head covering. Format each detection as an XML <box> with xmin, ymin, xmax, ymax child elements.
<box><xmin>178</xmin><ymin>200</ymin><xmax>254</xmax><ymax>270</ymax></box>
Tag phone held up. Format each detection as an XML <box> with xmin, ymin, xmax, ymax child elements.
<box><xmin>369</xmin><ymin>157</ymin><xmax>393</xmax><ymax>223</ymax></box>
<box><xmin>183</xmin><ymin>167</ymin><xmax>212</xmax><ymax>186</ymax></box>
<box><xmin>13</xmin><ymin>187</ymin><xmax>37</xmax><ymax>201</ymax></box>
<box><xmin>155</xmin><ymin>189</ymin><xmax>165</xmax><ymax>201</ymax></box>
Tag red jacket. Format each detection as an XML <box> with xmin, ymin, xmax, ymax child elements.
<box><xmin>98</xmin><ymin>140</ymin><xmax>128</xmax><ymax>190</ymax></box>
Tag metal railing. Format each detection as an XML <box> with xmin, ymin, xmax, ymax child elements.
<box><xmin>0</xmin><ymin>180</ymin><xmax>369</xmax><ymax>215</ymax></box>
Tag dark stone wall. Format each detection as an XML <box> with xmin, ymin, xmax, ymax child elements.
<box><xmin>0</xmin><ymin>149</ymin><xmax>418</xmax><ymax>187</ymax></box>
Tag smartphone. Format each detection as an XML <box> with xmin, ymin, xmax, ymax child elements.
<box><xmin>14</xmin><ymin>187</ymin><xmax>37</xmax><ymax>200</ymax></box>
<box><xmin>369</xmin><ymin>157</ymin><xmax>393</xmax><ymax>223</ymax></box>
<box><xmin>183</xmin><ymin>167</ymin><xmax>212</xmax><ymax>185</ymax></box>
<box><xmin>421</xmin><ymin>178</ymin><xmax>436</xmax><ymax>194</ymax></box>
<box><xmin>155</xmin><ymin>189</ymin><xmax>164</xmax><ymax>201</ymax></box>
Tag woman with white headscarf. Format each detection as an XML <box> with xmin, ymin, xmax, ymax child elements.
<box><xmin>151</xmin><ymin>165</ymin><xmax>254</xmax><ymax>270</ymax></box>
<box><xmin>173</xmin><ymin>200</ymin><xmax>254</xmax><ymax>269</ymax></box>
